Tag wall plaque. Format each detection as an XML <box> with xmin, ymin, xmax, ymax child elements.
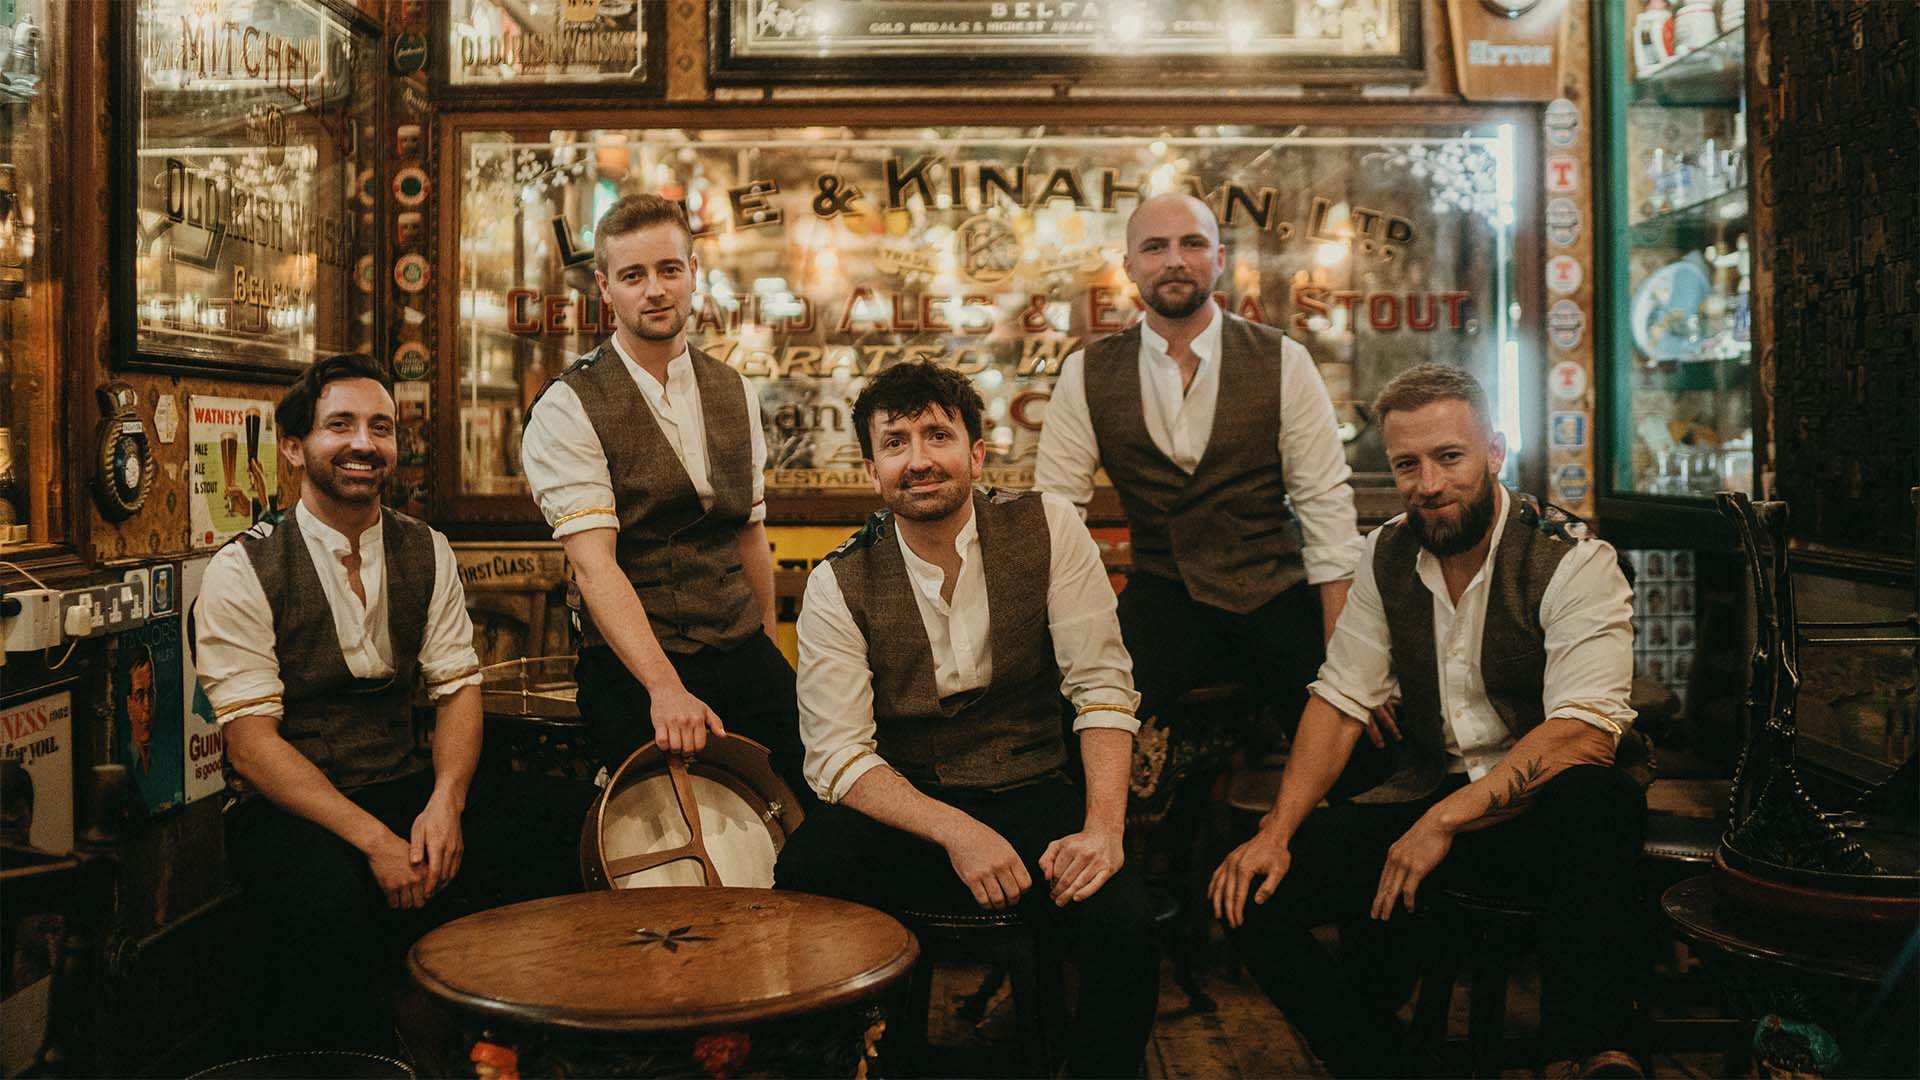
<box><xmin>436</xmin><ymin>0</ymin><xmax>664</xmax><ymax>99</ymax></box>
<box><xmin>712</xmin><ymin>0</ymin><xmax>1422</xmax><ymax>82</ymax></box>
<box><xmin>112</xmin><ymin>0</ymin><xmax>380</xmax><ymax>380</ymax></box>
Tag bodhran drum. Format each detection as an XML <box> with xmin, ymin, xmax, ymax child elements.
<box><xmin>581</xmin><ymin>734</ymin><xmax>804</xmax><ymax>890</ymax></box>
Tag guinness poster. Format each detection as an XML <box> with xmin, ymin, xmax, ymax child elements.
<box><xmin>114</xmin><ymin>0</ymin><xmax>378</xmax><ymax>378</ymax></box>
<box><xmin>455</xmin><ymin>124</ymin><xmax>1522</xmax><ymax>496</ymax></box>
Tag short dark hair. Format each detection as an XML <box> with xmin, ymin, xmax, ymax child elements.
<box><xmin>276</xmin><ymin>354</ymin><xmax>395</xmax><ymax>439</ymax></box>
<box><xmin>851</xmin><ymin>362</ymin><xmax>984</xmax><ymax>460</ymax></box>
<box><xmin>1372</xmin><ymin>363</ymin><xmax>1492</xmax><ymax>435</ymax></box>
<box><xmin>594</xmin><ymin>193</ymin><xmax>695</xmax><ymax>273</ymax></box>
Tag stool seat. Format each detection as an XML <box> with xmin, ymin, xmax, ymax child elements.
<box><xmin>899</xmin><ymin>905</ymin><xmax>1032</xmax><ymax>934</ymax></box>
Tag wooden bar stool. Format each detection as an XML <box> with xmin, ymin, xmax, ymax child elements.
<box><xmin>892</xmin><ymin>904</ymin><xmax>1070</xmax><ymax>1078</ymax></box>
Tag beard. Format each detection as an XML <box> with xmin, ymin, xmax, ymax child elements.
<box><xmin>622</xmin><ymin>302</ymin><xmax>688</xmax><ymax>342</ymax></box>
<box><xmin>887</xmin><ymin>467</ymin><xmax>972</xmax><ymax>523</ymax></box>
<box><xmin>1142</xmin><ymin>273</ymin><xmax>1214</xmax><ymax>319</ymax></box>
<box><xmin>308</xmin><ymin>452</ymin><xmax>389</xmax><ymax>506</ymax></box>
<box><xmin>1408</xmin><ymin>472</ymin><xmax>1499</xmax><ymax>557</ymax></box>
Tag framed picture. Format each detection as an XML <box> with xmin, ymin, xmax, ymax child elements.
<box><xmin>433</xmin><ymin>0</ymin><xmax>666</xmax><ymax>105</ymax></box>
<box><xmin>111</xmin><ymin>0</ymin><xmax>382</xmax><ymax>381</ymax></box>
<box><xmin>711</xmin><ymin>0</ymin><xmax>1424</xmax><ymax>83</ymax></box>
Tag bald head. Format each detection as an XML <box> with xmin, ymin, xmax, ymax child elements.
<box><xmin>1123</xmin><ymin>192</ymin><xmax>1225</xmax><ymax>323</ymax></box>
<box><xmin>1125</xmin><ymin>192</ymin><xmax>1220</xmax><ymax>249</ymax></box>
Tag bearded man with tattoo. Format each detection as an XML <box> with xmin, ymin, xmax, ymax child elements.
<box><xmin>1207</xmin><ymin>364</ymin><xmax>1650</xmax><ymax>1080</ymax></box>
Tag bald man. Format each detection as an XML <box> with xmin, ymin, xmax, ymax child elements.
<box><xmin>1037</xmin><ymin>194</ymin><xmax>1366</xmax><ymax>744</ymax></box>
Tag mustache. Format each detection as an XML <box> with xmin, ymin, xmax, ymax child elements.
<box><xmin>899</xmin><ymin>467</ymin><xmax>949</xmax><ymax>488</ymax></box>
<box><xmin>1154</xmin><ymin>272</ymin><xmax>1198</xmax><ymax>287</ymax></box>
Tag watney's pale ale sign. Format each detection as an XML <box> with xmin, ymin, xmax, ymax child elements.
<box><xmin>455</xmin><ymin>126</ymin><xmax>1517</xmax><ymax>494</ymax></box>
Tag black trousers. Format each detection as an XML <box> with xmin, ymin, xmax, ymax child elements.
<box><xmin>1119</xmin><ymin>572</ymin><xmax>1325</xmax><ymax>734</ymax></box>
<box><xmin>225</xmin><ymin>767</ymin><xmax>596</xmax><ymax>1053</ymax></box>
<box><xmin>773</xmin><ymin>778</ymin><xmax>1160</xmax><ymax>1078</ymax></box>
<box><xmin>1227</xmin><ymin>764</ymin><xmax>1648</xmax><ymax>1074</ymax></box>
<box><xmin>575</xmin><ymin>634</ymin><xmax>815</xmax><ymax>812</ymax></box>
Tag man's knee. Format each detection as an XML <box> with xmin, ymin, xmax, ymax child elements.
<box><xmin>1536</xmin><ymin>764</ymin><xmax>1645</xmax><ymax>840</ymax></box>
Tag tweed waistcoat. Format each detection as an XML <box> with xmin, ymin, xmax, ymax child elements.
<box><xmin>1355</xmin><ymin>489</ymin><xmax>1648</xmax><ymax>804</ymax></box>
<box><xmin>555</xmin><ymin>342</ymin><xmax>759</xmax><ymax>653</ymax></box>
<box><xmin>827</xmin><ymin>490</ymin><xmax>1063</xmax><ymax>790</ymax></box>
<box><xmin>233</xmin><ymin>503</ymin><xmax>434</xmax><ymax>792</ymax></box>
<box><xmin>1082</xmin><ymin>313</ymin><xmax>1305</xmax><ymax>613</ymax></box>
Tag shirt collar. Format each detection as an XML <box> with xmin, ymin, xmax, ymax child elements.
<box><xmin>895</xmin><ymin>501</ymin><xmax>979</xmax><ymax>601</ymax></box>
<box><xmin>609</xmin><ymin>336</ymin><xmax>691</xmax><ymax>396</ymax></box>
<box><xmin>1413</xmin><ymin>484</ymin><xmax>1509</xmax><ymax>596</ymax></box>
<box><xmin>1139</xmin><ymin>303</ymin><xmax>1222</xmax><ymax>368</ymax></box>
<box><xmin>297</xmin><ymin>496</ymin><xmax>382</xmax><ymax>557</ymax></box>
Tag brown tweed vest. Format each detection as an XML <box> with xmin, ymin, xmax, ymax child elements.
<box><xmin>233</xmin><ymin>503</ymin><xmax>435</xmax><ymax>792</ymax></box>
<box><xmin>553</xmin><ymin>342</ymin><xmax>760</xmax><ymax>653</ymax></box>
<box><xmin>1356</xmin><ymin>488</ymin><xmax>1648</xmax><ymax>804</ymax></box>
<box><xmin>1082</xmin><ymin>313</ymin><xmax>1305</xmax><ymax>613</ymax></box>
<box><xmin>827</xmin><ymin>490</ymin><xmax>1064</xmax><ymax>790</ymax></box>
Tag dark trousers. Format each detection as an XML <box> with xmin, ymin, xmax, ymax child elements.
<box><xmin>575</xmin><ymin>634</ymin><xmax>815</xmax><ymax>812</ymax></box>
<box><xmin>774</xmin><ymin>778</ymin><xmax>1160</xmax><ymax>1078</ymax></box>
<box><xmin>1119</xmin><ymin>572</ymin><xmax>1325</xmax><ymax>734</ymax></box>
<box><xmin>1227</xmin><ymin>764</ymin><xmax>1647</xmax><ymax>1075</ymax></box>
<box><xmin>225</xmin><ymin>767</ymin><xmax>596</xmax><ymax>1053</ymax></box>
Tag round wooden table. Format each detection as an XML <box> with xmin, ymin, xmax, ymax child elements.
<box><xmin>407</xmin><ymin>887</ymin><xmax>918</xmax><ymax>1077</ymax></box>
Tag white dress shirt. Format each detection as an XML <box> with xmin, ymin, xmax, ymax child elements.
<box><xmin>1034</xmin><ymin>307</ymin><xmax>1366</xmax><ymax>586</ymax></box>
<box><xmin>1309</xmin><ymin>486</ymin><xmax>1637</xmax><ymax>780</ymax></box>
<box><xmin>194</xmin><ymin>499</ymin><xmax>482</xmax><ymax>725</ymax></box>
<box><xmin>520</xmin><ymin>337</ymin><xmax>768</xmax><ymax>539</ymax></box>
<box><xmin>797</xmin><ymin>493</ymin><xmax>1141</xmax><ymax>803</ymax></box>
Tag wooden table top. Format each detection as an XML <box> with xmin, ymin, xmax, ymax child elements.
<box><xmin>407</xmin><ymin>887</ymin><xmax>919</xmax><ymax>1033</ymax></box>
<box><xmin>1661</xmin><ymin>875</ymin><xmax>1903</xmax><ymax>986</ymax></box>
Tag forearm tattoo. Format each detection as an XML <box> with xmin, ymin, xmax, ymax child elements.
<box><xmin>1483</xmin><ymin>757</ymin><xmax>1549</xmax><ymax>817</ymax></box>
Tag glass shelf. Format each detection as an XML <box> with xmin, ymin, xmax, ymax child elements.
<box><xmin>1630</xmin><ymin>24</ymin><xmax>1746</xmax><ymax>108</ymax></box>
<box><xmin>1641</xmin><ymin>349</ymin><xmax>1752</xmax><ymax>393</ymax></box>
<box><xmin>1630</xmin><ymin>186</ymin><xmax>1749</xmax><ymax>245</ymax></box>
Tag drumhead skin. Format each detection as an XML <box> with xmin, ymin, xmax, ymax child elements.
<box><xmin>581</xmin><ymin>734</ymin><xmax>805</xmax><ymax>890</ymax></box>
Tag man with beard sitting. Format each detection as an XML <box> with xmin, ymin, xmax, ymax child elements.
<box><xmin>194</xmin><ymin>355</ymin><xmax>593</xmax><ymax>1053</ymax></box>
<box><xmin>775</xmin><ymin>362</ymin><xmax>1159</xmax><ymax>1078</ymax></box>
<box><xmin>1207</xmin><ymin>364</ymin><xmax>1649</xmax><ymax>1080</ymax></box>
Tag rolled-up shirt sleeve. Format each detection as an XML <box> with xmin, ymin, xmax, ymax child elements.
<box><xmin>522</xmin><ymin>381</ymin><xmax>618</xmax><ymax>540</ymax></box>
<box><xmin>1539</xmin><ymin>539</ymin><xmax>1638</xmax><ymax>741</ymax></box>
<box><xmin>1279</xmin><ymin>338</ymin><xmax>1366</xmax><ymax>585</ymax></box>
<box><xmin>1033</xmin><ymin>349</ymin><xmax>1100</xmax><ymax>514</ymax></box>
<box><xmin>193</xmin><ymin>543</ymin><xmax>285</xmax><ymax>724</ymax></box>
<box><xmin>795</xmin><ymin>562</ymin><xmax>888</xmax><ymax>803</ymax></box>
<box><xmin>1041</xmin><ymin>494</ymin><xmax>1140</xmax><ymax>733</ymax></box>
<box><xmin>1305</xmin><ymin>526</ymin><xmax>1397</xmax><ymax>725</ymax></box>
<box><xmin>420</xmin><ymin>531</ymin><xmax>483</xmax><ymax>699</ymax></box>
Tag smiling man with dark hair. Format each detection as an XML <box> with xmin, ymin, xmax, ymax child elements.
<box><xmin>775</xmin><ymin>360</ymin><xmax>1158</xmax><ymax>1078</ymax></box>
<box><xmin>195</xmin><ymin>355</ymin><xmax>592</xmax><ymax>1054</ymax></box>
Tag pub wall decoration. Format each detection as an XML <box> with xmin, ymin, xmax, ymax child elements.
<box><xmin>451</xmin><ymin>124</ymin><xmax>1527</xmax><ymax>499</ymax></box>
<box><xmin>434</xmin><ymin>0</ymin><xmax>665</xmax><ymax>101</ymax></box>
<box><xmin>711</xmin><ymin>0</ymin><xmax>1423</xmax><ymax>82</ymax></box>
<box><xmin>112</xmin><ymin>0</ymin><xmax>381</xmax><ymax>379</ymax></box>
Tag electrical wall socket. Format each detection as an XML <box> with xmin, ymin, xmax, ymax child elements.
<box><xmin>3</xmin><ymin>588</ymin><xmax>64</xmax><ymax>652</ymax></box>
<box><xmin>59</xmin><ymin>581</ymin><xmax>148</xmax><ymax>640</ymax></box>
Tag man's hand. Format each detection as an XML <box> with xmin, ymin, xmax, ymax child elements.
<box><xmin>650</xmin><ymin>684</ymin><xmax>726</xmax><ymax>753</ymax></box>
<box><xmin>410</xmin><ymin>792</ymin><xmax>465</xmax><ymax>897</ymax></box>
<box><xmin>1208</xmin><ymin>828</ymin><xmax>1292</xmax><ymax>928</ymax></box>
<box><xmin>944</xmin><ymin>818</ymin><xmax>1032</xmax><ymax>911</ymax></box>
<box><xmin>1370</xmin><ymin>814</ymin><xmax>1455</xmax><ymax>920</ymax></box>
<box><xmin>1361</xmin><ymin>700</ymin><xmax>1403</xmax><ymax>749</ymax></box>
<box><xmin>364</xmin><ymin>829</ymin><xmax>430</xmax><ymax>909</ymax></box>
<box><xmin>1038</xmin><ymin>826</ymin><xmax>1123</xmax><ymax>906</ymax></box>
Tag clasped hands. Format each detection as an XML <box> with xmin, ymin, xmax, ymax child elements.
<box><xmin>944</xmin><ymin>817</ymin><xmax>1123</xmax><ymax>911</ymax></box>
<box><xmin>364</xmin><ymin>791</ymin><xmax>464</xmax><ymax>910</ymax></box>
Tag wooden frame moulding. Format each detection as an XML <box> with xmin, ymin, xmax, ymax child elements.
<box><xmin>431</xmin><ymin>99</ymin><xmax>1541</xmax><ymax>536</ymax></box>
